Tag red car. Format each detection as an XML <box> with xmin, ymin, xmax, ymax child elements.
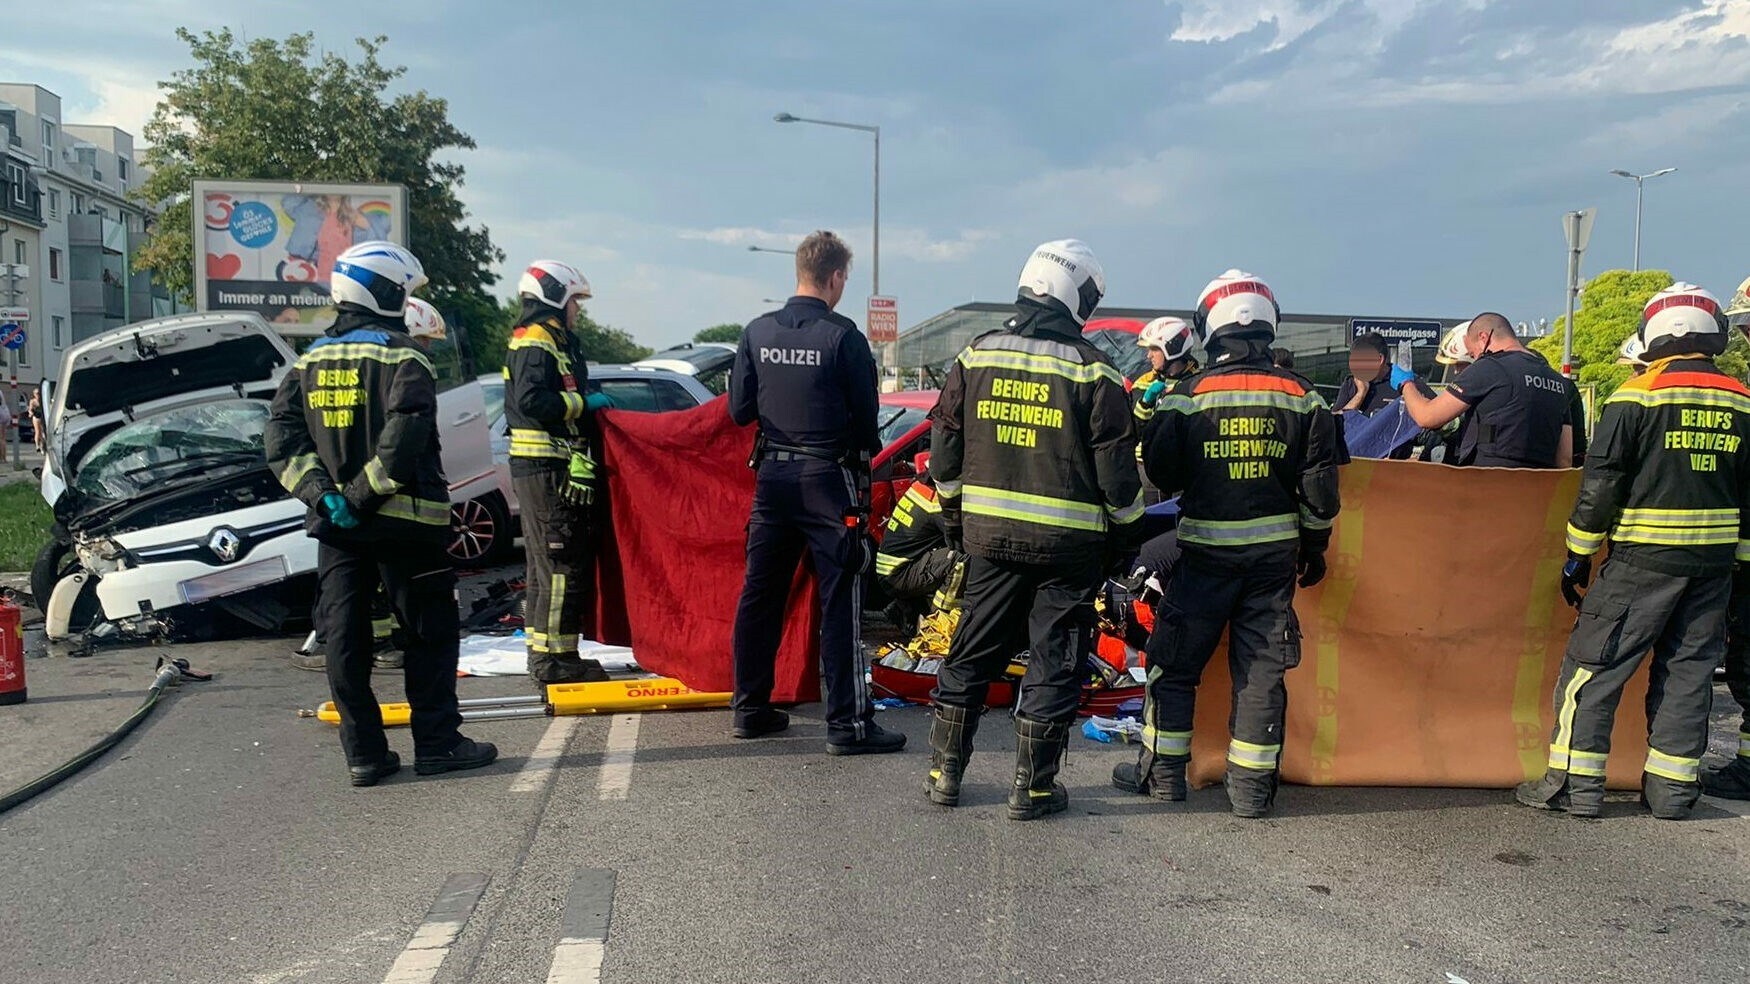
<box><xmin>870</xmin><ymin>390</ymin><xmax>938</xmax><ymax>539</ymax></box>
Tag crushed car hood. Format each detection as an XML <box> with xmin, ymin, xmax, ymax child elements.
<box><xmin>48</xmin><ymin>312</ymin><xmax>296</xmax><ymax>488</ymax></box>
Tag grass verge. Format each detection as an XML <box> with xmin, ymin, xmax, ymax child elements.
<box><xmin>0</xmin><ymin>482</ymin><xmax>52</xmax><ymax>572</ymax></box>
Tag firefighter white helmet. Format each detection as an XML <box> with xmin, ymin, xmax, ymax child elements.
<box><xmin>1193</xmin><ymin>269</ymin><xmax>1278</xmax><ymax>344</ymax></box>
<box><xmin>331</xmin><ymin>241</ymin><xmax>427</xmax><ymax>317</ymax></box>
<box><xmin>1436</xmin><ymin>321</ymin><xmax>1474</xmax><ymax>366</ymax></box>
<box><xmin>1616</xmin><ymin>333</ymin><xmax>1648</xmax><ymax>368</ymax></box>
<box><xmin>1727</xmin><ymin>274</ymin><xmax>1750</xmax><ymax>331</ymax></box>
<box><xmin>1138</xmin><ymin>316</ymin><xmax>1196</xmax><ymax>362</ymax></box>
<box><xmin>518</xmin><ymin>260</ymin><xmax>593</xmax><ymax>311</ymax></box>
<box><xmin>404</xmin><ymin>297</ymin><xmax>447</xmax><ymax>341</ymax></box>
<box><xmin>1638</xmin><ymin>281</ymin><xmax>1728</xmax><ymax>355</ymax></box>
<box><xmin>1017</xmin><ymin>239</ymin><xmax>1105</xmax><ymax>326</ymax></box>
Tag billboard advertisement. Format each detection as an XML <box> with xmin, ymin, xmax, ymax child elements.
<box><xmin>191</xmin><ymin>179</ymin><xmax>409</xmax><ymax>334</ymax></box>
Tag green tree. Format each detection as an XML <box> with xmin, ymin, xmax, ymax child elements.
<box><xmin>136</xmin><ymin>29</ymin><xmax>502</xmax><ymax>326</ymax></box>
<box><xmin>574</xmin><ymin>309</ymin><xmax>653</xmax><ymax>364</ymax></box>
<box><xmin>694</xmin><ymin>323</ymin><xmax>744</xmax><ymax>344</ymax></box>
<box><xmin>1532</xmin><ymin>268</ymin><xmax>1750</xmax><ymax>407</ymax></box>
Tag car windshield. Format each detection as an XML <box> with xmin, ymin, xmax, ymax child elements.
<box><xmin>72</xmin><ymin>400</ymin><xmax>269</xmax><ymax>501</ymax></box>
<box><xmin>1082</xmin><ymin>329</ymin><xmax>1152</xmax><ymax>380</ymax></box>
<box><xmin>878</xmin><ymin>406</ymin><xmax>928</xmax><ymax>446</ymax></box>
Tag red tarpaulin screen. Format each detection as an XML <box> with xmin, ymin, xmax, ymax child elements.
<box><xmin>589</xmin><ymin>397</ymin><xmax>821</xmax><ymax>702</ymax></box>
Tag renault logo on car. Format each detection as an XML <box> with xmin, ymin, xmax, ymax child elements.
<box><xmin>208</xmin><ymin>527</ymin><xmax>242</xmax><ymax>564</ymax></box>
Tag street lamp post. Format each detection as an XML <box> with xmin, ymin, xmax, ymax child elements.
<box><xmin>1608</xmin><ymin>167</ymin><xmax>1676</xmax><ymax>272</ymax></box>
<box><xmin>773</xmin><ymin>112</ymin><xmax>885</xmax><ymax>372</ymax></box>
<box><xmin>747</xmin><ymin>245</ymin><xmax>796</xmax><ymax>256</ymax></box>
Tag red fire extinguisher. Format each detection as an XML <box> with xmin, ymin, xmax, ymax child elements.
<box><xmin>0</xmin><ymin>594</ymin><xmax>24</xmax><ymax>706</ymax></box>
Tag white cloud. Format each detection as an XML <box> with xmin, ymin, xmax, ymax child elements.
<box><xmin>1168</xmin><ymin>0</ymin><xmax>1341</xmax><ymax>50</ymax></box>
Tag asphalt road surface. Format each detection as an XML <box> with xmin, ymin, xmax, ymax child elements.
<box><xmin>2</xmin><ymin>627</ymin><xmax>1747</xmax><ymax>984</ymax></box>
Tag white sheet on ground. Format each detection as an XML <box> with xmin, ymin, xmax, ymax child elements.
<box><xmin>456</xmin><ymin>633</ymin><xmax>640</xmax><ymax>677</ymax></box>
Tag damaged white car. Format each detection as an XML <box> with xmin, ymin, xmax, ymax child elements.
<box><xmin>36</xmin><ymin>311</ymin><xmax>509</xmax><ymax>641</ymax></box>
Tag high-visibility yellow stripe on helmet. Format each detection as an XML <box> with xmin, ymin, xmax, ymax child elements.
<box><xmin>1644</xmin><ymin>748</ymin><xmax>1700</xmax><ymax>783</ymax></box>
<box><xmin>1178</xmin><ymin>513</ymin><xmax>1300</xmax><ymax>547</ymax></box>
<box><xmin>962</xmin><ymin>484</ymin><xmax>1107</xmax><ymax>533</ymax></box>
<box><xmin>1227</xmin><ymin>738</ymin><xmax>1282</xmax><ymax>771</ymax></box>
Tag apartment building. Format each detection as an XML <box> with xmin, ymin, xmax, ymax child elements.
<box><xmin>0</xmin><ymin>82</ymin><xmax>180</xmax><ymax>388</ymax></box>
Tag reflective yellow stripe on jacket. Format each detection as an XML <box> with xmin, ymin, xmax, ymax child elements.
<box><xmin>1177</xmin><ymin>513</ymin><xmax>1300</xmax><ymax>548</ymax></box>
<box><xmin>377</xmin><ymin>494</ymin><xmax>451</xmax><ymax>526</ymax></box>
<box><xmin>962</xmin><ymin>484</ymin><xmax>1108</xmax><ymax>533</ymax></box>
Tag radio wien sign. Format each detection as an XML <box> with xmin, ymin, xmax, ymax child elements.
<box><xmin>866</xmin><ymin>295</ymin><xmax>898</xmax><ymax>345</ymax></box>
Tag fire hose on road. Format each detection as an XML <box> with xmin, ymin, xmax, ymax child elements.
<box><xmin>0</xmin><ymin>657</ymin><xmax>210</xmax><ymax>817</ymax></box>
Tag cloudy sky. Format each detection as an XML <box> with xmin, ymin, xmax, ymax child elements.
<box><xmin>5</xmin><ymin>1</ymin><xmax>1748</xmax><ymax>347</ymax></box>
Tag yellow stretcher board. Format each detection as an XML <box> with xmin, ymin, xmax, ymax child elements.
<box><xmin>314</xmin><ymin>677</ymin><xmax>732</xmax><ymax>726</ymax></box>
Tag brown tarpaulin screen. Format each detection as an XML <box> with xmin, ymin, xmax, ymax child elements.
<box><xmin>1188</xmin><ymin>459</ymin><xmax>1651</xmax><ymax>789</ymax></box>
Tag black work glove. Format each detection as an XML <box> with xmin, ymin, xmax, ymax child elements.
<box><xmin>1560</xmin><ymin>552</ymin><xmax>1592</xmax><ymax>609</ymax></box>
<box><xmin>942</xmin><ymin>501</ymin><xmax>963</xmax><ymax>553</ymax></box>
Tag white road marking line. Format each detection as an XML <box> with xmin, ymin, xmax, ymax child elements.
<box><xmin>380</xmin><ymin>872</ymin><xmax>488</xmax><ymax>984</ymax></box>
<box><xmin>596</xmin><ymin>714</ymin><xmax>640</xmax><ymax>801</ymax></box>
<box><xmin>545</xmin><ymin>938</ymin><xmax>607</xmax><ymax>983</ymax></box>
<box><xmin>546</xmin><ymin>869</ymin><xmax>616</xmax><ymax>984</ymax></box>
<box><xmin>512</xmin><ymin>715</ymin><xmax>580</xmax><ymax>793</ymax></box>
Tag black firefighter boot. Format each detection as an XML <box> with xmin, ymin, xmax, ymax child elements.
<box><xmin>1701</xmin><ymin>757</ymin><xmax>1750</xmax><ymax>800</ymax></box>
<box><xmin>925</xmin><ymin>703</ymin><xmax>981</xmax><ymax>806</ymax></box>
<box><xmin>1515</xmin><ymin>769</ymin><xmax>1604</xmax><ymax>818</ymax></box>
<box><xmin>1008</xmin><ymin>716</ymin><xmax>1071</xmax><ymax>821</ymax></box>
<box><xmin>1110</xmin><ymin>747</ymin><xmax>1187</xmax><ymax>802</ymax></box>
<box><xmin>1226</xmin><ymin>764</ymin><xmax>1280</xmax><ymax>819</ymax></box>
<box><xmin>1642</xmin><ymin>773</ymin><xmax>1700</xmax><ymax>821</ymax></box>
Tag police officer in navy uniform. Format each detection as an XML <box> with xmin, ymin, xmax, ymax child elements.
<box><xmin>728</xmin><ymin>230</ymin><xmax>905</xmax><ymax>755</ymax></box>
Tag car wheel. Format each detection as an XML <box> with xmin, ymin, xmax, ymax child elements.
<box><xmin>448</xmin><ymin>491</ymin><xmax>511</xmax><ymax>566</ymax></box>
<box><xmin>29</xmin><ymin>539</ymin><xmax>101</xmax><ymax>632</ymax></box>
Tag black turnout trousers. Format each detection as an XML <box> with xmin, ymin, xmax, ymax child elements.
<box><xmin>933</xmin><ymin>554</ymin><xmax>1102</xmax><ymax>724</ymax></box>
<box><xmin>731</xmin><ymin>458</ymin><xmax>873</xmax><ymax>740</ymax></box>
<box><xmin>317</xmin><ymin>538</ymin><xmax>463</xmax><ymax>766</ymax></box>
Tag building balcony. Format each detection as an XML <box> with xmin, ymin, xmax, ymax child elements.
<box><xmin>71</xmin><ymin>278</ymin><xmax>126</xmax><ymax>318</ymax></box>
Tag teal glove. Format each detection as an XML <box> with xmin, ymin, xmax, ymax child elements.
<box><xmin>320</xmin><ymin>492</ymin><xmax>359</xmax><ymax>530</ymax></box>
<box><xmin>1141</xmin><ymin>379</ymin><xmax>1167</xmax><ymax>407</ymax></box>
<box><xmin>585</xmin><ymin>392</ymin><xmax>616</xmax><ymax>412</ymax></box>
<box><xmin>1389</xmin><ymin>366</ymin><xmax>1416</xmax><ymax>392</ymax></box>
<box><xmin>563</xmin><ymin>451</ymin><xmax>597</xmax><ymax>506</ymax></box>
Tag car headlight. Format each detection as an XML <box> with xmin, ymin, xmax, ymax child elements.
<box><xmin>75</xmin><ymin>537</ymin><xmax>131</xmax><ymax>575</ymax></box>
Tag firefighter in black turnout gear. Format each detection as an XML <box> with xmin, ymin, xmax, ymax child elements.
<box><xmin>1115</xmin><ymin>269</ymin><xmax>1340</xmax><ymax>818</ymax></box>
<box><xmin>1518</xmin><ymin>283</ymin><xmax>1750</xmax><ymax>820</ymax></box>
<box><xmin>506</xmin><ymin>260</ymin><xmax>614</xmax><ymax>686</ymax></box>
<box><xmin>875</xmin><ymin>459</ymin><xmax>963</xmax><ymax>626</ymax></box>
<box><xmin>266</xmin><ymin>242</ymin><xmax>497</xmax><ymax>786</ymax></box>
<box><xmin>927</xmin><ymin>239</ymin><xmax>1145</xmax><ymax>821</ymax></box>
<box><xmin>728</xmin><ymin>231</ymin><xmax>904</xmax><ymax>755</ymax></box>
